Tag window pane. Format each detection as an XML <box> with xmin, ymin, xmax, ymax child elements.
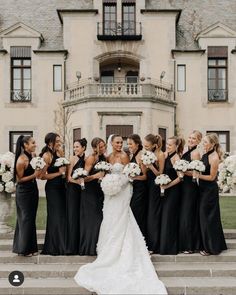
<box><xmin>218</xmin><ymin>59</ymin><xmax>226</xmax><ymax>66</ymax></box>
<box><xmin>13</xmin><ymin>80</ymin><xmax>21</xmax><ymax>90</ymax></box>
<box><xmin>219</xmin><ymin>134</ymin><xmax>227</xmax><ymax>144</ymax></box>
<box><xmin>13</xmin><ymin>69</ymin><xmax>21</xmax><ymax>79</ymax></box>
<box><xmin>177</xmin><ymin>65</ymin><xmax>186</xmax><ymax>91</ymax></box>
<box><xmin>13</xmin><ymin>60</ymin><xmax>21</xmax><ymax>66</ymax></box>
<box><xmin>208</xmin><ymin>69</ymin><xmax>216</xmax><ymax>79</ymax></box>
<box><xmin>218</xmin><ymin>79</ymin><xmax>226</xmax><ymax>89</ymax></box>
<box><xmin>208</xmin><ymin>79</ymin><xmax>216</xmax><ymax>89</ymax></box>
<box><xmin>23</xmin><ymin>59</ymin><xmax>31</xmax><ymax>66</ymax></box>
<box><xmin>23</xmin><ymin>79</ymin><xmax>31</xmax><ymax>90</ymax></box>
<box><xmin>218</xmin><ymin>69</ymin><xmax>226</xmax><ymax>79</ymax></box>
<box><xmin>53</xmin><ymin>65</ymin><xmax>62</xmax><ymax>91</ymax></box>
<box><xmin>101</xmin><ymin>76</ymin><xmax>114</xmax><ymax>83</ymax></box>
<box><xmin>208</xmin><ymin>59</ymin><xmax>216</xmax><ymax>66</ymax></box>
<box><xmin>23</xmin><ymin>68</ymin><xmax>31</xmax><ymax>79</ymax></box>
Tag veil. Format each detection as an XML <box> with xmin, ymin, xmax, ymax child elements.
<box><xmin>106</xmin><ymin>134</ymin><xmax>114</xmax><ymax>157</ymax></box>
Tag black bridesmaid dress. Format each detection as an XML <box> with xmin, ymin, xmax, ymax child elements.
<box><xmin>79</xmin><ymin>155</ymin><xmax>105</xmax><ymax>256</ymax></box>
<box><xmin>130</xmin><ymin>150</ymin><xmax>147</xmax><ymax>237</ymax></box>
<box><xmin>146</xmin><ymin>161</ymin><xmax>162</xmax><ymax>253</ymax></box>
<box><xmin>199</xmin><ymin>149</ymin><xmax>227</xmax><ymax>254</ymax></box>
<box><xmin>159</xmin><ymin>151</ymin><xmax>180</xmax><ymax>255</ymax></box>
<box><xmin>66</xmin><ymin>155</ymin><xmax>85</xmax><ymax>255</ymax></box>
<box><xmin>13</xmin><ymin>151</ymin><xmax>39</xmax><ymax>255</ymax></box>
<box><xmin>179</xmin><ymin>146</ymin><xmax>201</xmax><ymax>252</ymax></box>
<box><xmin>41</xmin><ymin>152</ymin><xmax>66</xmax><ymax>255</ymax></box>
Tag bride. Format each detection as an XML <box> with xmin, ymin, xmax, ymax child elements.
<box><xmin>74</xmin><ymin>134</ymin><xmax>167</xmax><ymax>294</ymax></box>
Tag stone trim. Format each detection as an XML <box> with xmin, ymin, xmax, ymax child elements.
<box><xmin>140</xmin><ymin>9</ymin><xmax>181</xmax><ymax>24</ymax></box>
<box><xmin>57</xmin><ymin>9</ymin><xmax>99</xmax><ymax>24</ymax></box>
<box><xmin>33</xmin><ymin>50</ymin><xmax>68</xmax><ymax>55</ymax></box>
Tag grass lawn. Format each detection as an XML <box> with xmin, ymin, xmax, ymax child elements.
<box><xmin>5</xmin><ymin>196</ymin><xmax>236</xmax><ymax>230</ymax></box>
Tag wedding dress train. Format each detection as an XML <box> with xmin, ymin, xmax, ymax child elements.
<box><xmin>75</xmin><ymin>163</ymin><xmax>167</xmax><ymax>294</ymax></box>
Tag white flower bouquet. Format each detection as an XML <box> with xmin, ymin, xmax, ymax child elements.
<box><xmin>141</xmin><ymin>150</ymin><xmax>157</xmax><ymax>166</ymax></box>
<box><xmin>123</xmin><ymin>163</ymin><xmax>141</xmax><ymax>182</ymax></box>
<box><xmin>72</xmin><ymin>168</ymin><xmax>88</xmax><ymax>190</ymax></box>
<box><xmin>101</xmin><ymin>174</ymin><xmax>124</xmax><ymax>196</ymax></box>
<box><xmin>95</xmin><ymin>161</ymin><xmax>112</xmax><ymax>182</ymax></box>
<box><xmin>154</xmin><ymin>174</ymin><xmax>171</xmax><ymax>195</ymax></box>
<box><xmin>173</xmin><ymin>159</ymin><xmax>189</xmax><ymax>180</ymax></box>
<box><xmin>218</xmin><ymin>155</ymin><xmax>236</xmax><ymax>193</ymax></box>
<box><xmin>188</xmin><ymin>160</ymin><xmax>205</xmax><ymax>183</ymax></box>
<box><xmin>54</xmin><ymin>157</ymin><xmax>70</xmax><ymax>167</ymax></box>
<box><xmin>30</xmin><ymin>157</ymin><xmax>46</xmax><ymax>170</ymax></box>
<box><xmin>0</xmin><ymin>151</ymin><xmax>15</xmax><ymax>195</ymax></box>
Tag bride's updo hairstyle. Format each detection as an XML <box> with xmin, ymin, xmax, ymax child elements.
<box><xmin>145</xmin><ymin>134</ymin><xmax>162</xmax><ymax>152</ymax></box>
<box><xmin>127</xmin><ymin>134</ymin><xmax>143</xmax><ymax>152</ymax></box>
<box><xmin>111</xmin><ymin>134</ymin><xmax>122</xmax><ymax>142</ymax></box>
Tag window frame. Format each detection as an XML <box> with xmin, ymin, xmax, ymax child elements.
<box><xmin>206</xmin><ymin>130</ymin><xmax>230</xmax><ymax>152</ymax></box>
<box><xmin>122</xmin><ymin>2</ymin><xmax>136</xmax><ymax>36</ymax></box>
<box><xmin>9</xmin><ymin>131</ymin><xmax>33</xmax><ymax>153</ymax></box>
<box><xmin>53</xmin><ymin>65</ymin><xmax>62</xmax><ymax>92</ymax></box>
<box><xmin>177</xmin><ymin>64</ymin><xmax>186</xmax><ymax>92</ymax></box>
<box><xmin>103</xmin><ymin>2</ymin><xmax>117</xmax><ymax>35</ymax></box>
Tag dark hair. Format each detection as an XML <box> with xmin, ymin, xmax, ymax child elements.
<box><xmin>127</xmin><ymin>134</ymin><xmax>143</xmax><ymax>150</ymax></box>
<box><xmin>74</xmin><ymin>138</ymin><xmax>87</xmax><ymax>151</ymax></box>
<box><xmin>91</xmin><ymin>137</ymin><xmax>105</xmax><ymax>149</ymax></box>
<box><xmin>13</xmin><ymin>135</ymin><xmax>32</xmax><ymax>182</ymax></box>
<box><xmin>39</xmin><ymin>132</ymin><xmax>59</xmax><ymax>157</ymax></box>
<box><xmin>145</xmin><ymin>133</ymin><xmax>162</xmax><ymax>151</ymax></box>
<box><xmin>168</xmin><ymin>136</ymin><xmax>185</xmax><ymax>156</ymax></box>
<box><xmin>111</xmin><ymin>134</ymin><xmax>122</xmax><ymax>142</ymax></box>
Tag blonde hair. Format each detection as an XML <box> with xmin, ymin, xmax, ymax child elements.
<box><xmin>168</xmin><ymin>136</ymin><xmax>185</xmax><ymax>156</ymax></box>
<box><xmin>205</xmin><ymin>133</ymin><xmax>223</xmax><ymax>161</ymax></box>
<box><xmin>192</xmin><ymin>130</ymin><xmax>203</xmax><ymax>143</ymax></box>
<box><xmin>145</xmin><ymin>134</ymin><xmax>162</xmax><ymax>151</ymax></box>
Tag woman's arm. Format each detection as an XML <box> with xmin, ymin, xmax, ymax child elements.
<box><xmin>131</xmin><ymin>152</ymin><xmax>147</xmax><ymax>181</ymax></box>
<box><xmin>198</xmin><ymin>155</ymin><xmax>219</xmax><ymax>182</ymax></box>
<box><xmin>67</xmin><ymin>156</ymin><xmax>81</xmax><ymax>185</ymax></box>
<box><xmin>40</xmin><ymin>152</ymin><xmax>65</xmax><ymax>180</ymax></box>
<box><xmin>147</xmin><ymin>151</ymin><xmax>165</xmax><ymax>176</ymax></box>
<box><xmin>184</xmin><ymin>150</ymin><xmax>201</xmax><ymax>177</ymax></box>
<box><xmin>161</xmin><ymin>155</ymin><xmax>181</xmax><ymax>189</ymax></box>
<box><xmin>83</xmin><ymin>155</ymin><xmax>104</xmax><ymax>182</ymax></box>
<box><xmin>16</xmin><ymin>156</ymin><xmax>41</xmax><ymax>183</ymax></box>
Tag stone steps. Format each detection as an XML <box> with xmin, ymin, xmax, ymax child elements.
<box><xmin>1</xmin><ymin>277</ymin><xmax>236</xmax><ymax>295</ymax></box>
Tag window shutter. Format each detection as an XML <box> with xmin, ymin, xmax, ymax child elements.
<box><xmin>208</xmin><ymin>46</ymin><xmax>228</xmax><ymax>58</ymax></box>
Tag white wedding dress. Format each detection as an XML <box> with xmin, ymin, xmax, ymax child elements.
<box><xmin>75</xmin><ymin>163</ymin><xmax>167</xmax><ymax>294</ymax></box>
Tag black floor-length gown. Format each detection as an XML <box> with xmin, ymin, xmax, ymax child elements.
<box><xmin>41</xmin><ymin>152</ymin><xmax>67</xmax><ymax>255</ymax></box>
<box><xmin>199</xmin><ymin>149</ymin><xmax>227</xmax><ymax>254</ymax></box>
<box><xmin>130</xmin><ymin>150</ymin><xmax>147</xmax><ymax>237</ymax></box>
<box><xmin>146</xmin><ymin>162</ymin><xmax>162</xmax><ymax>253</ymax></box>
<box><xmin>179</xmin><ymin>146</ymin><xmax>201</xmax><ymax>252</ymax></box>
<box><xmin>66</xmin><ymin>155</ymin><xmax>85</xmax><ymax>255</ymax></box>
<box><xmin>79</xmin><ymin>155</ymin><xmax>105</xmax><ymax>256</ymax></box>
<box><xmin>159</xmin><ymin>152</ymin><xmax>180</xmax><ymax>255</ymax></box>
<box><xmin>13</xmin><ymin>151</ymin><xmax>38</xmax><ymax>255</ymax></box>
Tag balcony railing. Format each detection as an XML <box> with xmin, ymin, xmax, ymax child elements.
<box><xmin>11</xmin><ymin>90</ymin><xmax>31</xmax><ymax>102</ymax></box>
<box><xmin>64</xmin><ymin>80</ymin><xmax>174</xmax><ymax>104</ymax></box>
<box><xmin>208</xmin><ymin>89</ymin><xmax>228</xmax><ymax>102</ymax></box>
<box><xmin>97</xmin><ymin>22</ymin><xmax>142</xmax><ymax>41</ymax></box>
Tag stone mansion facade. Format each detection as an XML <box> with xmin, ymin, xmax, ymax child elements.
<box><xmin>0</xmin><ymin>0</ymin><xmax>236</xmax><ymax>155</ymax></box>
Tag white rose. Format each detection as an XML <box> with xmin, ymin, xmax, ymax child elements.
<box><xmin>2</xmin><ymin>171</ymin><xmax>13</xmax><ymax>183</ymax></box>
<box><xmin>0</xmin><ymin>183</ymin><xmax>4</xmax><ymax>192</ymax></box>
<box><xmin>5</xmin><ymin>181</ymin><xmax>15</xmax><ymax>193</ymax></box>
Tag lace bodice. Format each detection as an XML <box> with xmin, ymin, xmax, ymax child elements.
<box><xmin>110</xmin><ymin>163</ymin><xmax>124</xmax><ymax>174</ymax></box>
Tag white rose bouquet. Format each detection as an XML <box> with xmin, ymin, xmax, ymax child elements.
<box><xmin>154</xmin><ymin>174</ymin><xmax>171</xmax><ymax>195</ymax></box>
<box><xmin>188</xmin><ymin>160</ymin><xmax>205</xmax><ymax>183</ymax></box>
<box><xmin>30</xmin><ymin>157</ymin><xmax>46</xmax><ymax>170</ymax></box>
<box><xmin>140</xmin><ymin>150</ymin><xmax>157</xmax><ymax>166</ymax></box>
<box><xmin>123</xmin><ymin>163</ymin><xmax>141</xmax><ymax>182</ymax></box>
<box><xmin>0</xmin><ymin>151</ymin><xmax>15</xmax><ymax>195</ymax></box>
<box><xmin>54</xmin><ymin>157</ymin><xmax>70</xmax><ymax>167</ymax></box>
<box><xmin>218</xmin><ymin>155</ymin><xmax>236</xmax><ymax>193</ymax></box>
<box><xmin>72</xmin><ymin>168</ymin><xmax>88</xmax><ymax>190</ymax></box>
<box><xmin>95</xmin><ymin>161</ymin><xmax>112</xmax><ymax>182</ymax></box>
<box><xmin>101</xmin><ymin>174</ymin><xmax>124</xmax><ymax>196</ymax></box>
<box><xmin>173</xmin><ymin>159</ymin><xmax>189</xmax><ymax>180</ymax></box>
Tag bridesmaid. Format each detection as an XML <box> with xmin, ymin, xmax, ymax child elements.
<box><xmin>179</xmin><ymin>130</ymin><xmax>202</xmax><ymax>254</ymax></box>
<box><xmin>40</xmin><ymin>132</ymin><xmax>67</xmax><ymax>255</ymax></box>
<box><xmin>143</xmin><ymin>134</ymin><xmax>165</xmax><ymax>253</ymax></box>
<box><xmin>197</xmin><ymin>133</ymin><xmax>227</xmax><ymax>255</ymax></box>
<box><xmin>13</xmin><ymin>135</ymin><xmax>40</xmax><ymax>256</ymax></box>
<box><xmin>127</xmin><ymin>134</ymin><xmax>147</xmax><ymax>237</ymax></box>
<box><xmin>79</xmin><ymin>137</ymin><xmax>106</xmax><ymax>256</ymax></box>
<box><xmin>159</xmin><ymin>136</ymin><xmax>184</xmax><ymax>255</ymax></box>
<box><xmin>66</xmin><ymin>138</ymin><xmax>87</xmax><ymax>255</ymax></box>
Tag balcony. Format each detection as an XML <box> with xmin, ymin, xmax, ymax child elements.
<box><xmin>64</xmin><ymin>80</ymin><xmax>174</xmax><ymax>106</ymax></box>
<box><xmin>11</xmin><ymin>90</ymin><xmax>31</xmax><ymax>102</ymax></box>
<box><xmin>208</xmin><ymin>89</ymin><xmax>228</xmax><ymax>102</ymax></box>
<box><xmin>97</xmin><ymin>22</ymin><xmax>142</xmax><ymax>41</ymax></box>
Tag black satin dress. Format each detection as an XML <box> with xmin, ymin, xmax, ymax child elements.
<box><xmin>66</xmin><ymin>155</ymin><xmax>85</xmax><ymax>255</ymax></box>
<box><xmin>199</xmin><ymin>149</ymin><xmax>227</xmax><ymax>254</ymax></box>
<box><xmin>79</xmin><ymin>155</ymin><xmax>105</xmax><ymax>256</ymax></box>
<box><xmin>13</xmin><ymin>151</ymin><xmax>39</xmax><ymax>255</ymax></box>
<box><xmin>159</xmin><ymin>152</ymin><xmax>181</xmax><ymax>255</ymax></box>
<box><xmin>179</xmin><ymin>146</ymin><xmax>201</xmax><ymax>252</ymax></box>
<box><xmin>130</xmin><ymin>150</ymin><xmax>147</xmax><ymax>237</ymax></box>
<box><xmin>41</xmin><ymin>153</ymin><xmax>67</xmax><ymax>255</ymax></box>
<box><xmin>146</xmin><ymin>161</ymin><xmax>162</xmax><ymax>253</ymax></box>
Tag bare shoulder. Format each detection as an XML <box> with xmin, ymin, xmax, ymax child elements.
<box><xmin>86</xmin><ymin>154</ymin><xmax>96</xmax><ymax>164</ymax></box>
<box><xmin>42</xmin><ymin>152</ymin><xmax>52</xmax><ymax>164</ymax></box>
<box><xmin>157</xmin><ymin>150</ymin><xmax>165</xmax><ymax>160</ymax></box>
<box><xmin>210</xmin><ymin>151</ymin><xmax>220</xmax><ymax>163</ymax></box>
<box><xmin>191</xmin><ymin>149</ymin><xmax>201</xmax><ymax>160</ymax></box>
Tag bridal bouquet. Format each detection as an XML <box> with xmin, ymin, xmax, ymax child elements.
<box><xmin>123</xmin><ymin>163</ymin><xmax>141</xmax><ymax>182</ymax></box>
<box><xmin>95</xmin><ymin>161</ymin><xmax>112</xmax><ymax>182</ymax></box>
<box><xmin>141</xmin><ymin>150</ymin><xmax>157</xmax><ymax>166</ymax></box>
<box><xmin>0</xmin><ymin>151</ymin><xmax>15</xmax><ymax>194</ymax></box>
<box><xmin>218</xmin><ymin>155</ymin><xmax>236</xmax><ymax>193</ymax></box>
<box><xmin>30</xmin><ymin>157</ymin><xmax>46</xmax><ymax>170</ymax></box>
<box><xmin>154</xmin><ymin>174</ymin><xmax>171</xmax><ymax>195</ymax></box>
<box><xmin>101</xmin><ymin>174</ymin><xmax>125</xmax><ymax>196</ymax></box>
<box><xmin>173</xmin><ymin>159</ymin><xmax>189</xmax><ymax>180</ymax></box>
<box><xmin>72</xmin><ymin>168</ymin><xmax>88</xmax><ymax>190</ymax></box>
<box><xmin>188</xmin><ymin>160</ymin><xmax>205</xmax><ymax>183</ymax></box>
